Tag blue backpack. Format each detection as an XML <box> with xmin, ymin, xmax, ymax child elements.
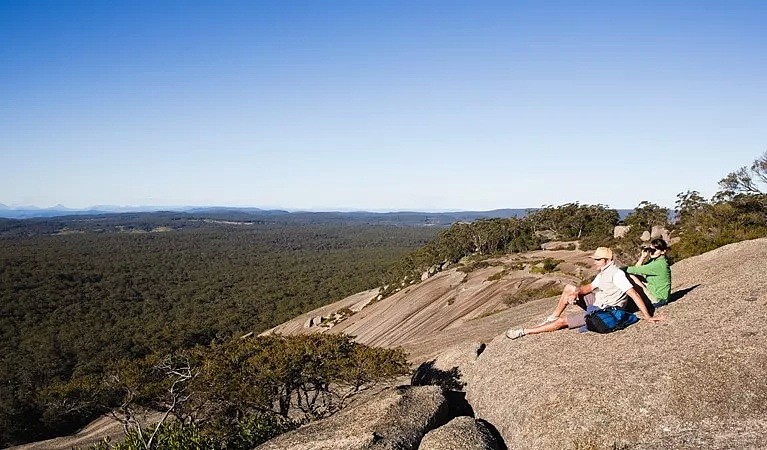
<box><xmin>585</xmin><ymin>307</ymin><xmax>639</xmax><ymax>333</ymax></box>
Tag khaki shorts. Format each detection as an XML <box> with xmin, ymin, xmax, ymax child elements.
<box><xmin>565</xmin><ymin>292</ymin><xmax>597</xmax><ymax>329</ymax></box>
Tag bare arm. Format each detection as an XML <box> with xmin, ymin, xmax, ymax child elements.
<box><xmin>576</xmin><ymin>283</ymin><xmax>594</xmax><ymax>296</ymax></box>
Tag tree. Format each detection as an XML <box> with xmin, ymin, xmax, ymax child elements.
<box><xmin>186</xmin><ymin>334</ymin><xmax>409</xmax><ymax>423</ymax></box>
<box><xmin>624</xmin><ymin>201</ymin><xmax>670</xmax><ymax>230</ymax></box>
<box><xmin>672</xmin><ymin>153</ymin><xmax>767</xmax><ymax>259</ymax></box>
<box><xmin>716</xmin><ymin>151</ymin><xmax>767</xmax><ymax>199</ymax></box>
<box><xmin>527</xmin><ymin>203</ymin><xmax>618</xmax><ymax>240</ymax></box>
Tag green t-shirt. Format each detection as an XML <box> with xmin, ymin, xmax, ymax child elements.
<box><xmin>626</xmin><ymin>256</ymin><xmax>671</xmax><ymax>302</ymax></box>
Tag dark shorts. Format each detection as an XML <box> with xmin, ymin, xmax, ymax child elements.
<box><xmin>565</xmin><ymin>293</ymin><xmax>598</xmax><ymax>329</ymax></box>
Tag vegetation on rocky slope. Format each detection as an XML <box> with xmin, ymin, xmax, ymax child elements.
<box><xmin>79</xmin><ymin>334</ymin><xmax>409</xmax><ymax>450</ymax></box>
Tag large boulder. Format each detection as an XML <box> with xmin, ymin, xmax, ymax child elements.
<box><xmin>613</xmin><ymin>225</ymin><xmax>630</xmax><ymax>239</ymax></box>
<box><xmin>466</xmin><ymin>238</ymin><xmax>767</xmax><ymax>449</ymax></box>
<box><xmin>256</xmin><ymin>385</ymin><xmax>450</xmax><ymax>450</ymax></box>
<box><xmin>419</xmin><ymin>416</ymin><xmax>499</xmax><ymax>450</ymax></box>
<box><xmin>651</xmin><ymin>225</ymin><xmax>671</xmax><ymax>243</ymax></box>
<box><xmin>540</xmin><ymin>241</ymin><xmax>577</xmax><ymax>251</ymax></box>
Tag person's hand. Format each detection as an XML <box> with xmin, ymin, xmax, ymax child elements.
<box><xmin>641</xmin><ymin>313</ymin><xmax>664</xmax><ymax>323</ymax></box>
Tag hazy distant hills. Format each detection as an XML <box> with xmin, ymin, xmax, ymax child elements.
<box><xmin>0</xmin><ymin>204</ymin><xmax>241</xmax><ymax>219</ymax></box>
<box><xmin>0</xmin><ymin>205</ymin><xmax>530</xmax><ymax>223</ymax></box>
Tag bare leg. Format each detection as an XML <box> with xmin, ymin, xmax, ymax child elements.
<box><xmin>507</xmin><ymin>285</ymin><xmax>579</xmax><ymax>339</ymax></box>
<box><xmin>551</xmin><ymin>284</ymin><xmax>578</xmax><ymax>318</ymax></box>
<box><xmin>628</xmin><ymin>274</ymin><xmax>656</xmax><ymax>302</ymax></box>
<box><xmin>524</xmin><ymin>317</ymin><xmax>568</xmax><ymax>335</ymax></box>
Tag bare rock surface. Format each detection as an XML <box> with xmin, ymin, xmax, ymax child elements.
<box><xmin>466</xmin><ymin>238</ymin><xmax>767</xmax><ymax>449</ymax></box>
<box><xmin>264</xmin><ymin>249</ymin><xmax>600</xmax><ymax>363</ymax></box>
<box><xmin>263</xmin><ymin>288</ymin><xmax>380</xmax><ymax>335</ymax></box>
<box><xmin>419</xmin><ymin>416</ymin><xmax>499</xmax><ymax>450</ymax></box>
<box><xmin>256</xmin><ymin>385</ymin><xmax>449</xmax><ymax>450</ymax></box>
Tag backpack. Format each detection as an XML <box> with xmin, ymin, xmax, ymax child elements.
<box><xmin>585</xmin><ymin>307</ymin><xmax>639</xmax><ymax>334</ymax></box>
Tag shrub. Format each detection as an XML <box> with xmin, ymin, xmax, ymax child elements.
<box><xmin>456</xmin><ymin>260</ymin><xmax>492</xmax><ymax>273</ymax></box>
<box><xmin>188</xmin><ymin>334</ymin><xmax>409</xmax><ymax>421</ymax></box>
<box><xmin>486</xmin><ymin>270</ymin><xmax>507</xmax><ymax>281</ymax></box>
<box><xmin>87</xmin><ymin>413</ymin><xmax>296</xmax><ymax>450</ymax></box>
<box><xmin>503</xmin><ymin>284</ymin><xmax>562</xmax><ymax>307</ymax></box>
<box><xmin>530</xmin><ymin>258</ymin><xmax>561</xmax><ymax>274</ymax></box>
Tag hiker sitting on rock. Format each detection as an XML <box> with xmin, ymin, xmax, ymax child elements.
<box><xmin>505</xmin><ymin>247</ymin><xmax>662</xmax><ymax>339</ymax></box>
<box><xmin>626</xmin><ymin>238</ymin><xmax>671</xmax><ymax>306</ymax></box>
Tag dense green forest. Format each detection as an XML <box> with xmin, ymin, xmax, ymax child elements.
<box><xmin>0</xmin><ymin>219</ymin><xmax>438</xmax><ymax>446</ymax></box>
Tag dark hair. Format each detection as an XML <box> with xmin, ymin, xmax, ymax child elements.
<box><xmin>650</xmin><ymin>238</ymin><xmax>668</xmax><ymax>252</ymax></box>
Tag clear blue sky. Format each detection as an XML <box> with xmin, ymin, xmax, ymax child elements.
<box><xmin>2</xmin><ymin>1</ymin><xmax>765</xmax><ymax>211</ymax></box>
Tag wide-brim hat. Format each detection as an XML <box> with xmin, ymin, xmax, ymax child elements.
<box><xmin>591</xmin><ymin>247</ymin><xmax>613</xmax><ymax>260</ymax></box>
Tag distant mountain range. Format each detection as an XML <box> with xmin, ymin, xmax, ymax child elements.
<box><xmin>0</xmin><ymin>204</ymin><xmax>533</xmax><ymax>221</ymax></box>
<box><xmin>0</xmin><ymin>204</ymin><xmax>636</xmax><ymax>223</ymax></box>
<box><xmin>0</xmin><ymin>204</ymin><xmax>266</xmax><ymax>219</ymax></box>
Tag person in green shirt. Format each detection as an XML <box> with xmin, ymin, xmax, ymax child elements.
<box><xmin>626</xmin><ymin>238</ymin><xmax>671</xmax><ymax>305</ymax></box>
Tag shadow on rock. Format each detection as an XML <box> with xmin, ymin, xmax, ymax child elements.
<box><xmin>444</xmin><ymin>390</ymin><xmax>474</xmax><ymax>418</ymax></box>
<box><xmin>411</xmin><ymin>360</ymin><xmax>466</xmax><ymax>391</ymax></box>
<box><xmin>476</xmin><ymin>418</ymin><xmax>508</xmax><ymax>450</ymax></box>
<box><xmin>666</xmin><ymin>284</ymin><xmax>700</xmax><ymax>304</ymax></box>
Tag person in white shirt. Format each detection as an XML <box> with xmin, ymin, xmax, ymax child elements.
<box><xmin>505</xmin><ymin>247</ymin><xmax>661</xmax><ymax>339</ymax></box>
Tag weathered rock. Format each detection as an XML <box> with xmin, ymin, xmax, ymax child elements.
<box><xmin>422</xmin><ymin>270</ymin><xmax>430</xmax><ymax>281</ymax></box>
<box><xmin>466</xmin><ymin>238</ymin><xmax>767</xmax><ymax>449</ymax></box>
<box><xmin>640</xmin><ymin>230</ymin><xmax>651</xmax><ymax>241</ymax></box>
<box><xmin>613</xmin><ymin>225</ymin><xmax>630</xmax><ymax>239</ymax></box>
<box><xmin>540</xmin><ymin>241</ymin><xmax>577</xmax><ymax>251</ymax></box>
<box><xmin>311</xmin><ymin>316</ymin><xmax>323</xmax><ymax>326</ymax></box>
<box><xmin>304</xmin><ymin>317</ymin><xmax>313</xmax><ymax>328</ymax></box>
<box><xmin>419</xmin><ymin>416</ymin><xmax>500</xmax><ymax>450</ymax></box>
<box><xmin>350</xmin><ymin>296</ymin><xmax>374</xmax><ymax>313</ymax></box>
<box><xmin>651</xmin><ymin>225</ymin><xmax>671</xmax><ymax>243</ymax></box>
<box><xmin>256</xmin><ymin>385</ymin><xmax>450</xmax><ymax>450</ymax></box>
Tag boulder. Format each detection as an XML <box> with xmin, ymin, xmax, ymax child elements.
<box><xmin>640</xmin><ymin>230</ymin><xmax>651</xmax><ymax>241</ymax></box>
<box><xmin>540</xmin><ymin>241</ymin><xmax>577</xmax><ymax>251</ymax></box>
<box><xmin>256</xmin><ymin>385</ymin><xmax>450</xmax><ymax>450</ymax></box>
<box><xmin>651</xmin><ymin>225</ymin><xmax>671</xmax><ymax>243</ymax></box>
<box><xmin>466</xmin><ymin>238</ymin><xmax>767</xmax><ymax>449</ymax></box>
<box><xmin>613</xmin><ymin>225</ymin><xmax>630</xmax><ymax>239</ymax></box>
<box><xmin>311</xmin><ymin>316</ymin><xmax>323</xmax><ymax>327</ymax></box>
<box><xmin>304</xmin><ymin>317</ymin><xmax>313</xmax><ymax>328</ymax></box>
<box><xmin>419</xmin><ymin>416</ymin><xmax>500</xmax><ymax>450</ymax></box>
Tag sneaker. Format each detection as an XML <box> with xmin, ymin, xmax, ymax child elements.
<box><xmin>538</xmin><ymin>315</ymin><xmax>558</xmax><ymax>326</ymax></box>
<box><xmin>505</xmin><ymin>328</ymin><xmax>525</xmax><ymax>340</ymax></box>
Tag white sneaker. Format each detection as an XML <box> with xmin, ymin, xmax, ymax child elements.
<box><xmin>505</xmin><ymin>328</ymin><xmax>525</xmax><ymax>340</ymax></box>
<box><xmin>538</xmin><ymin>315</ymin><xmax>558</xmax><ymax>326</ymax></box>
